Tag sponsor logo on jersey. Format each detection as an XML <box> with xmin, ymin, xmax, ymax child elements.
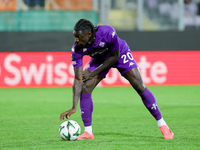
<box><xmin>89</xmin><ymin>48</ymin><xmax>108</xmax><ymax>57</ymax></box>
<box><xmin>71</xmin><ymin>48</ymin><xmax>75</xmax><ymax>52</ymax></box>
<box><xmin>112</xmin><ymin>31</ymin><xmax>115</xmax><ymax>38</ymax></box>
<box><xmin>99</xmin><ymin>42</ymin><xmax>105</xmax><ymax>47</ymax></box>
<box><xmin>129</xmin><ymin>62</ymin><xmax>134</xmax><ymax>67</ymax></box>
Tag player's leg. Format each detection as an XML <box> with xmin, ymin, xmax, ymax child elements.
<box><xmin>123</xmin><ymin>67</ymin><xmax>163</xmax><ymax>120</ymax></box>
<box><xmin>116</xmin><ymin>51</ymin><xmax>163</xmax><ymax>120</ymax></box>
<box><xmin>78</xmin><ymin>74</ymin><xmax>104</xmax><ymax>140</ymax></box>
<box><xmin>116</xmin><ymin>50</ymin><xmax>173</xmax><ymax>139</ymax></box>
<box><xmin>78</xmin><ymin>59</ymin><xmax>109</xmax><ymax>140</ymax></box>
<box><xmin>123</xmin><ymin>67</ymin><xmax>174</xmax><ymax>139</ymax></box>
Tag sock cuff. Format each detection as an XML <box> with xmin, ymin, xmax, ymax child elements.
<box><xmin>138</xmin><ymin>88</ymin><xmax>149</xmax><ymax>99</ymax></box>
<box><xmin>157</xmin><ymin>118</ymin><xmax>166</xmax><ymax>127</ymax></box>
<box><xmin>81</xmin><ymin>93</ymin><xmax>92</xmax><ymax>99</ymax></box>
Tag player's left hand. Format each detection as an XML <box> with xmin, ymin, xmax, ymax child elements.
<box><xmin>82</xmin><ymin>70</ymin><xmax>95</xmax><ymax>81</ymax></box>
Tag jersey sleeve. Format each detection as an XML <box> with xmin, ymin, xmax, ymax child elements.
<box><xmin>71</xmin><ymin>45</ymin><xmax>83</xmax><ymax>68</ymax></box>
<box><xmin>106</xmin><ymin>27</ymin><xmax>119</xmax><ymax>52</ymax></box>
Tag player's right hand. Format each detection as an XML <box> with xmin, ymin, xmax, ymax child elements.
<box><xmin>60</xmin><ymin>108</ymin><xmax>76</xmax><ymax>120</ymax></box>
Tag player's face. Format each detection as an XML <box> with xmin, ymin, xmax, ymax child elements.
<box><xmin>73</xmin><ymin>30</ymin><xmax>91</xmax><ymax>47</ymax></box>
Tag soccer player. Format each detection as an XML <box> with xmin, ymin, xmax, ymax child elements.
<box><xmin>60</xmin><ymin>19</ymin><xmax>174</xmax><ymax>140</ymax></box>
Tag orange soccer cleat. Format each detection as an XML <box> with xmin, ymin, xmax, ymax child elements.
<box><xmin>160</xmin><ymin>125</ymin><xmax>174</xmax><ymax>139</ymax></box>
<box><xmin>77</xmin><ymin>131</ymin><xmax>94</xmax><ymax>140</ymax></box>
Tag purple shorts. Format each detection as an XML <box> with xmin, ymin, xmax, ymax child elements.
<box><xmin>85</xmin><ymin>49</ymin><xmax>138</xmax><ymax>77</ymax></box>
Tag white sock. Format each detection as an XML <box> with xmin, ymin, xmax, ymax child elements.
<box><xmin>157</xmin><ymin>118</ymin><xmax>167</xmax><ymax>127</ymax></box>
<box><xmin>85</xmin><ymin>126</ymin><xmax>93</xmax><ymax>135</ymax></box>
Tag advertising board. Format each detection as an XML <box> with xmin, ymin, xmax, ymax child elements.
<box><xmin>0</xmin><ymin>51</ymin><xmax>199</xmax><ymax>88</ymax></box>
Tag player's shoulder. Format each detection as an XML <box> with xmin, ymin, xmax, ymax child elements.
<box><xmin>96</xmin><ymin>25</ymin><xmax>116</xmax><ymax>35</ymax></box>
<box><xmin>97</xmin><ymin>25</ymin><xmax>115</xmax><ymax>30</ymax></box>
<box><xmin>96</xmin><ymin>25</ymin><xmax>117</xmax><ymax>41</ymax></box>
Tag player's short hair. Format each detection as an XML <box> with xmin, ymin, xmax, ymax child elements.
<box><xmin>74</xmin><ymin>19</ymin><xmax>95</xmax><ymax>35</ymax></box>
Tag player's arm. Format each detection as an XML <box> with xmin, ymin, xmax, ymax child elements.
<box><xmin>83</xmin><ymin>49</ymin><xmax>119</xmax><ymax>81</ymax></box>
<box><xmin>60</xmin><ymin>66</ymin><xmax>84</xmax><ymax>120</ymax></box>
<box><xmin>92</xmin><ymin>49</ymin><xmax>119</xmax><ymax>75</ymax></box>
<box><xmin>72</xmin><ymin>66</ymin><xmax>84</xmax><ymax>110</ymax></box>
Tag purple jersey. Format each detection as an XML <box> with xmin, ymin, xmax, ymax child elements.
<box><xmin>71</xmin><ymin>25</ymin><xmax>129</xmax><ymax>68</ymax></box>
<box><xmin>71</xmin><ymin>25</ymin><xmax>138</xmax><ymax>76</ymax></box>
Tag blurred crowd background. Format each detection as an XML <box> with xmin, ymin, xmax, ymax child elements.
<box><xmin>0</xmin><ymin>0</ymin><xmax>200</xmax><ymax>31</ymax></box>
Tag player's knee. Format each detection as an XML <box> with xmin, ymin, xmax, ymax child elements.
<box><xmin>82</xmin><ymin>81</ymin><xmax>93</xmax><ymax>93</ymax></box>
<box><xmin>131</xmin><ymin>79</ymin><xmax>146</xmax><ymax>93</ymax></box>
<box><xmin>135</xmin><ymin>83</ymin><xmax>146</xmax><ymax>93</ymax></box>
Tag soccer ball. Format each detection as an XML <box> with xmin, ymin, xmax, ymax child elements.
<box><xmin>59</xmin><ymin>120</ymin><xmax>81</xmax><ymax>141</ymax></box>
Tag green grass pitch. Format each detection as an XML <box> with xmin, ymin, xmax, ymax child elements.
<box><xmin>0</xmin><ymin>85</ymin><xmax>200</xmax><ymax>150</ymax></box>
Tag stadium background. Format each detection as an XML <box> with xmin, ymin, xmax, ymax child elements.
<box><xmin>1</xmin><ymin>1</ymin><xmax>200</xmax><ymax>149</ymax></box>
<box><xmin>0</xmin><ymin>0</ymin><xmax>200</xmax><ymax>88</ymax></box>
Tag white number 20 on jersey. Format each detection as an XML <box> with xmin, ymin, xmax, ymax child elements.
<box><xmin>121</xmin><ymin>52</ymin><xmax>134</xmax><ymax>64</ymax></box>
